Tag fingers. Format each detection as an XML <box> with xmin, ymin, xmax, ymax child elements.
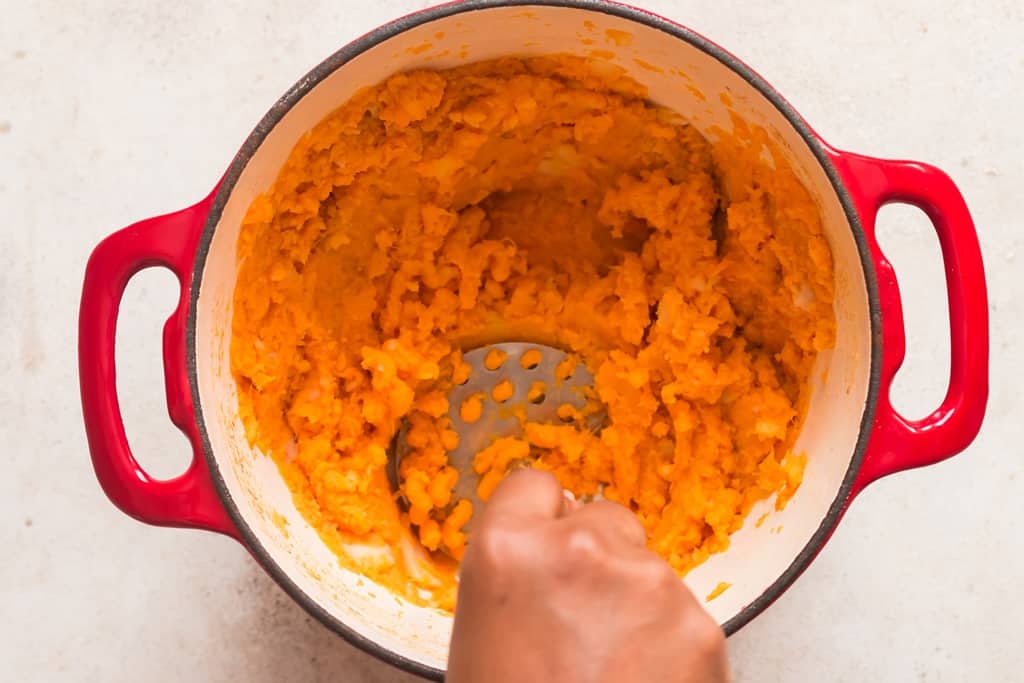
<box><xmin>567</xmin><ymin>499</ymin><xmax>647</xmax><ymax>547</ymax></box>
<box><xmin>483</xmin><ymin>471</ymin><xmax>646</xmax><ymax>548</ymax></box>
<box><xmin>482</xmin><ymin>469</ymin><xmax>569</xmax><ymax>523</ymax></box>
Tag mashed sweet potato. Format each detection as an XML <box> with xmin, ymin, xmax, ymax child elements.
<box><xmin>231</xmin><ymin>55</ymin><xmax>835</xmax><ymax>610</ymax></box>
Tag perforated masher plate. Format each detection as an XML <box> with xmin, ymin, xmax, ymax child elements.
<box><xmin>389</xmin><ymin>342</ymin><xmax>602</xmax><ymax>526</ymax></box>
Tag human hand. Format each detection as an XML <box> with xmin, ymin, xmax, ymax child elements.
<box><xmin>446</xmin><ymin>469</ymin><xmax>729</xmax><ymax>683</ymax></box>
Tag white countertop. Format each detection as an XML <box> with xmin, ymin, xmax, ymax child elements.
<box><xmin>2</xmin><ymin>1</ymin><xmax>1021</xmax><ymax>681</ymax></box>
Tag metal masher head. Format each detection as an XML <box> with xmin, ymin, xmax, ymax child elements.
<box><xmin>389</xmin><ymin>342</ymin><xmax>601</xmax><ymax>529</ymax></box>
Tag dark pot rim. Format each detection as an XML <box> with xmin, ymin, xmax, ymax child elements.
<box><xmin>186</xmin><ymin>1</ymin><xmax>882</xmax><ymax>679</ymax></box>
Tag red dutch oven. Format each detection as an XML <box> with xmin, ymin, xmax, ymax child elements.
<box><xmin>79</xmin><ymin>1</ymin><xmax>989</xmax><ymax>678</ymax></box>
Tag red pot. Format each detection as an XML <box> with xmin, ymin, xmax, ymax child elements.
<box><xmin>79</xmin><ymin>1</ymin><xmax>989</xmax><ymax>678</ymax></box>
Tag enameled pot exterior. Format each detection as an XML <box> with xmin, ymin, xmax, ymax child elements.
<box><xmin>79</xmin><ymin>1</ymin><xmax>988</xmax><ymax>678</ymax></box>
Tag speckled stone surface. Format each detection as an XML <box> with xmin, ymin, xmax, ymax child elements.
<box><xmin>1</xmin><ymin>1</ymin><xmax>1020</xmax><ymax>681</ymax></box>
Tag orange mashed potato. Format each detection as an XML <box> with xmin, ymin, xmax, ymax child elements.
<box><xmin>231</xmin><ymin>55</ymin><xmax>835</xmax><ymax>610</ymax></box>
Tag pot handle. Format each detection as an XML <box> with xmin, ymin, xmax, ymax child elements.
<box><xmin>830</xmin><ymin>151</ymin><xmax>989</xmax><ymax>495</ymax></box>
<box><xmin>79</xmin><ymin>189</ymin><xmax>237</xmax><ymax>537</ymax></box>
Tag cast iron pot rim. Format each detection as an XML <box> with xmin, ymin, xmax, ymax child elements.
<box><xmin>185</xmin><ymin>0</ymin><xmax>883</xmax><ymax>679</ymax></box>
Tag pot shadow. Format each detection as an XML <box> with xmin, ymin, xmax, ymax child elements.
<box><xmin>216</xmin><ymin>559</ymin><xmax>429</xmax><ymax>683</ymax></box>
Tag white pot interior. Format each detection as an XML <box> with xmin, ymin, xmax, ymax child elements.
<box><xmin>193</xmin><ymin>4</ymin><xmax>872</xmax><ymax>672</ymax></box>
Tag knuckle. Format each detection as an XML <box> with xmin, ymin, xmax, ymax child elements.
<box><xmin>561</xmin><ymin>525</ymin><xmax>606</xmax><ymax>565</ymax></box>
<box><xmin>588</xmin><ymin>500</ymin><xmax>636</xmax><ymax>525</ymax></box>
<box><xmin>464</xmin><ymin>521</ymin><xmax>519</xmax><ymax>576</ymax></box>
<box><xmin>649</xmin><ymin>557</ymin><xmax>680</xmax><ymax>585</ymax></box>
<box><xmin>627</xmin><ymin>548</ymin><xmax>678</xmax><ymax>585</ymax></box>
<box><xmin>585</xmin><ymin>500</ymin><xmax>623</xmax><ymax>516</ymax></box>
<box><xmin>575</xmin><ymin>500</ymin><xmax>646</xmax><ymax>545</ymax></box>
